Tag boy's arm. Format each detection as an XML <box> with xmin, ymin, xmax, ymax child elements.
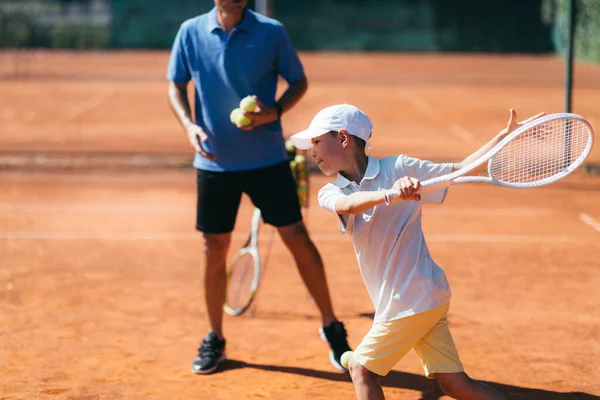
<box><xmin>453</xmin><ymin>109</ymin><xmax>545</xmax><ymax>176</ymax></box>
<box><xmin>334</xmin><ymin>177</ymin><xmax>421</xmax><ymax>215</ymax></box>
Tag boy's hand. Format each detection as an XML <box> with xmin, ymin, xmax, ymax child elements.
<box><xmin>502</xmin><ymin>109</ymin><xmax>546</xmax><ymax>138</ymax></box>
<box><xmin>388</xmin><ymin>177</ymin><xmax>421</xmax><ymax>203</ymax></box>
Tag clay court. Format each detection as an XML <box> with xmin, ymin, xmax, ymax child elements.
<box><xmin>1</xmin><ymin>51</ymin><xmax>600</xmax><ymax>399</ymax></box>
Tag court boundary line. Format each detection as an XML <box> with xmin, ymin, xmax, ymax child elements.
<box><xmin>403</xmin><ymin>92</ymin><xmax>475</xmax><ymax>144</ymax></box>
<box><xmin>0</xmin><ymin>231</ymin><xmax>594</xmax><ymax>243</ymax></box>
<box><xmin>579</xmin><ymin>213</ymin><xmax>600</xmax><ymax>234</ymax></box>
<box><xmin>0</xmin><ymin>203</ymin><xmax>558</xmax><ymax>216</ymax></box>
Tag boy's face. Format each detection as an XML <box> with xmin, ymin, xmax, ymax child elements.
<box><xmin>310</xmin><ymin>131</ymin><xmax>345</xmax><ymax>176</ymax></box>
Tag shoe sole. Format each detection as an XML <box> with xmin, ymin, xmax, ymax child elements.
<box><xmin>191</xmin><ymin>354</ymin><xmax>227</xmax><ymax>375</ymax></box>
<box><xmin>319</xmin><ymin>328</ymin><xmax>347</xmax><ymax>372</ymax></box>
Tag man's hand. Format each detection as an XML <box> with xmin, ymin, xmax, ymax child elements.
<box><xmin>387</xmin><ymin>177</ymin><xmax>421</xmax><ymax>204</ymax></box>
<box><xmin>186</xmin><ymin>123</ymin><xmax>216</xmax><ymax>161</ymax></box>
<box><xmin>239</xmin><ymin>96</ymin><xmax>278</xmax><ymax>131</ymax></box>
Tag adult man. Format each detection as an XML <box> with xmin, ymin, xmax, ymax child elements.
<box><xmin>167</xmin><ymin>0</ymin><xmax>352</xmax><ymax>374</ymax></box>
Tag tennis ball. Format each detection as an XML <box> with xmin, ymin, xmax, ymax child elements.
<box><xmin>340</xmin><ymin>351</ymin><xmax>353</xmax><ymax>369</ymax></box>
<box><xmin>230</xmin><ymin>108</ymin><xmax>252</xmax><ymax>127</ymax></box>
<box><xmin>240</xmin><ymin>96</ymin><xmax>257</xmax><ymax>113</ymax></box>
<box><xmin>285</xmin><ymin>139</ymin><xmax>296</xmax><ymax>153</ymax></box>
<box><xmin>294</xmin><ymin>154</ymin><xmax>305</xmax><ymax>164</ymax></box>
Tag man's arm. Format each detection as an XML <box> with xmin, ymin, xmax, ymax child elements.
<box><xmin>276</xmin><ymin>76</ymin><xmax>308</xmax><ymax>115</ymax></box>
<box><xmin>240</xmin><ymin>77</ymin><xmax>308</xmax><ymax>129</ymax></box>
<box><xmin>453</xmin><ymin>109</ymin><xmax>545</xmax><ymax>176</ymax></box>
<box><xmin>168</xmin><ymin>81</ymin><xmax>215</xmax><ymax>161</ymax></box>
<box><xmin>168</xmin><ymin>82</ymin><xmax>193</xmax><ymax>130</ymax></box>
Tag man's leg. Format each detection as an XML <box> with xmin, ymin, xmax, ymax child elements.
<box><xmin>277</xmin><ymin>221</ymin><xmax>335</xmax><ymax>326</ymax></box>
<box><xmin>202</xmin><ymin>233</ymin><xmax>232</xmax><ymax>339</ymax></box>
<box><xmin>192</xmin><ymin>169</ymin><xmax>241</xmax><ymax>374</ymax></box>
<box><xmin>242</xmin><ymin>161</ymin><xmax>351</xmax><ymax>370</ymax></box>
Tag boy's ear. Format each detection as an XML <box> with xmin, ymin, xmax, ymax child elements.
<box><xmin>339</xmin><ymin>129</ymin><xmax>350</xmax><ymax>148</ymax></box>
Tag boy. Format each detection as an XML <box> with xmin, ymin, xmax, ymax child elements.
<box><xmin>290</xmin><ymin>104</ymin><xmax>543</xmax><ymax>400</ymax></box>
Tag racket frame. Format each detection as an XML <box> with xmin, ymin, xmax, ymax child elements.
<box><xmin>419</xmin><ymin>113</ymin><xmax>594</xmax><ymax>193</ymax></box>
<box><xmin>223</xmin><ymin>207</ymin><xmax>262</xmax><ymax>317</ymax></box>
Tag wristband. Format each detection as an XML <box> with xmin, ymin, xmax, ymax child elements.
<box><xmin>274</xmin><ymin>103</ymin><xmax>283</xmax><ymax>118</ymax></box>
<box><xmin>383</xmin><ymin>189</ymin><xmax>398</xmax><ymax>205</ymax></box>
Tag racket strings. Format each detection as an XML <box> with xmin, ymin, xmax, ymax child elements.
<box><xmin>490</xmin><ymin>118</ymin><xmax>590</xmax><ymax>184</ymax></box>
<box><xmin>227</xmin><ymin>253</ymin><xmax>255</xmax><ymax>310</ymax></box>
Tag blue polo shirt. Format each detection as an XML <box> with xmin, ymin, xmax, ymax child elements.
<box><xmin>167</xmin><ymin>7</ymin><xmax>305</xmax><ymax>172</ymax></box>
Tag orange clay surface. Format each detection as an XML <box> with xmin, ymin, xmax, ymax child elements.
<box><xmin>1</xmin><ymin>51</ymin><xmax>600</xmax><ymax>399</ymax></box>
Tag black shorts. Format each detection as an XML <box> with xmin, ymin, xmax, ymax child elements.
<box><xmin>196</xmin><ymin>161</ymin><xmax>302</xmax><ymax>234</ymax></box>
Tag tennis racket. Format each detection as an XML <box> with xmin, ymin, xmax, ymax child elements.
<box><xmin>419</xmin><ymin>113</ymin><xmax>594</xmax><ymax>194</ymax></box>
<box><xmin>223</xmin><ymin>207</ymin><xmax>264</xmax><ymax>317</ymax></box>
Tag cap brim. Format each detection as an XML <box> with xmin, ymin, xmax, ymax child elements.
<box><xmin>290</xmin><ymin>127</ymin><xmax>330</xmax><ymax>150</ymax></box>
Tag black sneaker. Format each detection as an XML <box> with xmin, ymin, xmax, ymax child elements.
<box><xmin>191</xmin><ymin>332</ymin><xmax>226</xmax><ymax>374</ymax></box>
<box><xmin>319</xmin><ymin>321</ymin><xmax>352</xmax><ymax>372</ymax></box>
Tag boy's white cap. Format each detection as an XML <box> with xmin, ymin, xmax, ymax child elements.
<box><xmin>290</xmin><ymin>104</ymin><xmax>373</xmax><ymax>150</ymax></box>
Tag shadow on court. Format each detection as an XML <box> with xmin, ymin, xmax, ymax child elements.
<box><xmin>216</xmin><ymin>360</ymin><xmax>600</xmax><ymax>400</ymax></box>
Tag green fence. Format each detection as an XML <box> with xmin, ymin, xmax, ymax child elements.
<box><xmin>1</xmin><ymin>0</ymin><xmax>598</xmax><ymax>61</ymax></box>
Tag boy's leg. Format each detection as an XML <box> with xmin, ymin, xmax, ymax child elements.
<box><xmin>348</xmin><ymin>357</ymin><xmax>385</xmax><ymax>400</ymax></box>
<box><xmin>350</xmin><ymin>305</ymin><xmax>450</xmax><ymax>398</ymax></box>
<box><xmin>433</xmin><ymin>373</ymin><xmax>507</xmax><ymax>400</ymax></box>
<box><xmin>413</xmin><ymin>303</ymin><xmax>507</xmax><ymax>399</ymax></box>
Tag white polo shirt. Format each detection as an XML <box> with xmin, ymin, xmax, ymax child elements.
<box><xmin>318</xmin><ymin>155</ymin><xmax>454</xmax><ymax>323</ymax></box>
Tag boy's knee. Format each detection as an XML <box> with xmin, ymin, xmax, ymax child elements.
<box><xmin>348</xmin><ymin>358</ymin><xmax>377</xmax><ymax>383</ymax></box>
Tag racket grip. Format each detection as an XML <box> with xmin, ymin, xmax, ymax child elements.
<box><xmin>418</xmin><ymin>180</ymin><xmax>451</xmax><ymax>195</ymax></box>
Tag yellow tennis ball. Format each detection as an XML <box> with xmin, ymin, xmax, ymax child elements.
<box><xmin>240</xmin><ymin>96</ymin><xmax>257</xmax><ymax>113</ymax></box>
<box><xmin>230</xmin><ymin>108</ymin><xmax>252</xmax><ymax>127</ymax></box>
<box><xmin>294</xmin><ymin>154</ymin><xmax>305</xmax><ymax>164</ymax></box>
<box><xmin>236</xmin><ymin>113</ymin><xmax>252</xmax><ymax>127</ymax></box>
<box><xmin>285</xmin><ymin>139</ymin><xmax>296</xmax><ymax>153</ymax></box>
<box><xmin>340</xmin><ymin>351</ymin><xmax>353</xmax><ymax>369</ymax></box>
<box><xmin>230</xmin><ymin>108</ymin><xmax>243</xmax><ymax>124</ymax></box>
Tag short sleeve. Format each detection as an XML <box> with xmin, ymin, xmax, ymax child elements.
<box><xmin>318</xmin><ymin>184</ymin><xmax>353</xmax><ymax>235</ymax></box>
<box><xmin>275</xmin><ymin>25</ymin><xmax>305</xmax><ymax>84</ymax></box>
<box><xmin>395</xmin><ymin>155</ymin><xmax>454</xmax><ymax>204</ymax></box>
<box><xmin>167</xmin><ymin>24</ymin><xmax>192</xmax><ymax>84</ymax></box>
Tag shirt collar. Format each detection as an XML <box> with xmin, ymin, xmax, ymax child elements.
<box><xmin>332</xmin><ymin>156</ymin><xmax>380</xmax><ymax>188</ymax></box>
<box><xmin>207</xmin><ymin>7</ymin><xmax>255</xmax><ymax>33</ymax></box>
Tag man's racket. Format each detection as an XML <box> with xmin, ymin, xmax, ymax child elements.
<box><xmin>223</xmin><ymin>208</ymin><xmax>264</xmax><ymax>316</ymax></box>
<box><xmin>419</xmin><ymin>113</ymin><xmax>594</xmax><ymax>193</ymax></box>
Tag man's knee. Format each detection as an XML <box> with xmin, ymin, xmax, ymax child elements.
<box><xmin>278</xmin><ymin>221</ymin><xmax>311</xmax><ymax>247</ymax></box>
<box><xmin>202</xmin><ymin>233</ymin><xmax>231</xmax><ymax>259</ymax></box>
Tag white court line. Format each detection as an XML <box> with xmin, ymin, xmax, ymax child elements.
<box><xmin>449</xmin><ymin>124</ymin><xmax>476</xmax><ymax>144</ymax></box>
<box><xmin>64</xmin><ymin>91</ymin><xmax>113</xmax><ymax>120</ymax></box>
<box><xmin>0</xmin><ymin>204</ymin><xmax>190</xmax><ymax>212</ymax></box>
<box><xmin>579</xmin><ymin>213</ymin><xmax>600</xmax><ymax>234</ymax></box>
<box><xmin>0</xmin><ymin>232</ymin><xmax>594</xmax><ymax>243</ymax></box>
<box><xmin>0</xmin><ymin>204</ymin><xmax>557</xmax><ymax>216</ymax></box>
<box><xmin>406</xmin><ymin>96</ymin><xmax>439</xmax><ymax>121</ymax></box>
<box><xmin>404</xmin><ymin>94</ymin><xmax>475</xmax><ymax>144</ymax></box>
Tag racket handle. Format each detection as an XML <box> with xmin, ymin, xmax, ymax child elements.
<box><xmin>418</xmin><ymin>180</ymin><xmax>451</xmax><ymax>195</ymax></box>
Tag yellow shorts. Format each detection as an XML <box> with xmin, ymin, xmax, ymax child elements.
<box><xmin>353</xmin><ymin>302</ymin><xmax>464</xmax><ymax>378</ymax></box>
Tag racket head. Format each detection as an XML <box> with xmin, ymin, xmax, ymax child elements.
<box><xmin>488</xmin><ymin>113</ymin><xmax>594</xmax><ymax>188</ymax></box>
<box><xmin>223</xmin><ymin>248</ymin><xmax>260</xmax><ymax>317</ymax></box>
